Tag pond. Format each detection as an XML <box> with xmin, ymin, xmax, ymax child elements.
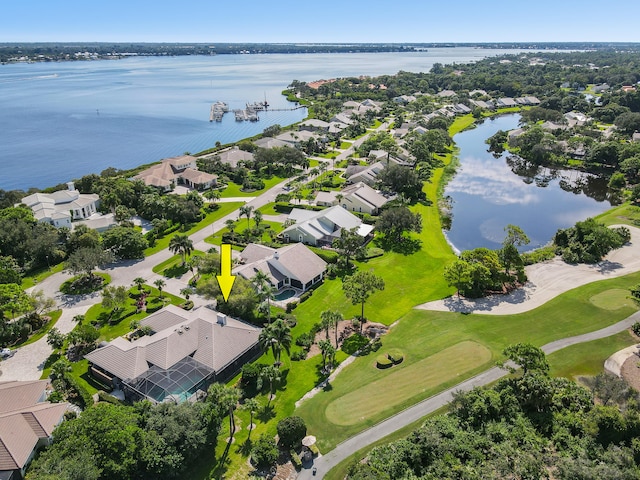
<box><xmin>443</xmin><ymin>114</ymin><xmax>614</xmax><ymax>253</ymax></box>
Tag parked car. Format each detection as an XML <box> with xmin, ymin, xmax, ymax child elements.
<box><xmin>0</xmin><ymin>348</ymin><xmax>15</xmax><ymax>359</ymax></box>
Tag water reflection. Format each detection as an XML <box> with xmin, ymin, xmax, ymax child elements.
<box><xmin>444</xmin><ymin>114</ymin><xmax>614</xmax><ymax>252</ymax></box>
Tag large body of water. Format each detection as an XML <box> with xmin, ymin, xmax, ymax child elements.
<box><xmin>1</xmin><ymin>48</ymin><xmax>530</xmax><ymax>190</ymax></box>
<box><xmin>444</xmin><ymin>114</ymin><xmax>613</xmax><ymax>252</ymax></box>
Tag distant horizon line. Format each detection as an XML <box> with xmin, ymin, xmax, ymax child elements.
<box><xmin>2</xmin><ymin>41</ymin><xmax>640</xmax><ymax>45</ymax></box>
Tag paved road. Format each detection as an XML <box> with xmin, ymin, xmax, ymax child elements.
<box><xmin>296</xmin><ymin>311</ymin><xmax>640</xmax><ymax>479</ymax></box>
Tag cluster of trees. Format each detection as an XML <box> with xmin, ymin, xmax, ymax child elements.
<box><xmin>554</xmin><ymin>218</ymin><xmax>630</xmax><ymax>264</ymax></box>
<box><xmin>1</xmin><ymin>285</ymin><xmax>56</xmax><ymax>346</ymax></box>
<box><xmin>444</xmin><ymin>225</ymin><xmax>529</xmax><ymax>298</ymax></box>
<box><xmin>348</xmin><ymin>343</ymin><xmax>640</xmax><ymax>480</ymax></box>
<box><xmin>26</xmin><ymin>400</ymin><xmax>223</xmax><ymax>480</ymax></box>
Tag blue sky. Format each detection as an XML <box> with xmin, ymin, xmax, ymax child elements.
<box><xmin>2</xmin><ymin>0</ymin><xmax>639</xmax><ymax>43</ymax></box>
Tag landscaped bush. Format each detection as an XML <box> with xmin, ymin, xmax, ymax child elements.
<box><xmin>376</xmin><ymin>354</ymin><xmax>393</xmax><ymax>369</ymax></box>
<box><xmin>251</xmin><ymin>434</ymin><xmax>279</xmax><ymax>469</ymax></box>
<box><xmin>295</xmin><ymin>332</ymin><xmax>314</xmax><ymax>349</ymax></box>
<box><xmin>341</xmin><ymin>333</ymin><xmax>369</xmax><ymax>355</ymax></box>
<box><xmin>632</xmin><ymin>321</ymin><xmax>640</xmax><ymax>337</ymax></box>
<box><xmin>521</xmin><ymin>246</ymin><xmax>556</xmax><ymax>265</ymax></box>
<box><xmin>60</xmin><ymin>274</ymin><xmax>108</xmax><ymax>295</ymax></box>
<box><xmin>387</xmin><ymin>348</ymin><xmax>404</xmax><ymax>365</ymax></box>
<box><xmin>286</xmin><ymin>300</ymin><xmax>298</xmax><ymax>313</ymax></box>
<box><xmin>299</xmin><ymin>290</ymin><xmax>312</xmax><ymax>303</ymax></box>
<box><xmin>291</xmin><ymin>350</ymin><xmax>307</xmax><ymax>361</ymax></box>
<box><xmin>181</xmin><ymin>300</ymin><xmax>194</xmax><ymax>310</ymax></box>
<box><xmin>308</xmin><ymin>246</ymin><xmax>338</xmax><ymax>264</ymax></box>
<box><xmin>277</xmin><ymin>416</ymin><xmax>307</xmax><ymax>448</ymax></box>
<box><xmin>363</xmin><ymin>247</ymin><xmax>385</xmax><ymax>259</ymax></box>
<box><xmin>97</xmin><ymin>390</ymin><xmax>121</xmax><ymax>405</ymax></box>
<box><xmin>290</xmin><ymin>450</ymin><xmax>302</xmax><ymax>469</ymax></box>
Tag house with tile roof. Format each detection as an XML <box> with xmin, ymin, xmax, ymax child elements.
<box><xmin>213</xmin><ymin>147</ymin><xmax>255</xmax><ymax>168</ymax></box>
<box><xmin>0</xmin><ymin>380</ymin><xmax>68</xmax><ymax>480</ymax></box>
<box><xmin>133</xmin><ymin>155</ymin><xmax>217</xmax><ymax>191</ymax></box>
<box><xmin>279</xmin><ymin>205</ymin><xmax>374</xmax><ymax>247</ymax></box>
<box><xmin>234</xmin><ymin>243</ymin><xmax>327</xmax><ymax>293</ymax></box>
<box><xmin>85</xmin><ymin>305</ymin><xmax>260</xmax><ymax>404</ymax></box>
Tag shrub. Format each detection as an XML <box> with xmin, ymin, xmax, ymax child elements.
<box><xmin>295</xmin><ymin>332</ymin><xmax>314</xmax><ymax>349</ymax></box>
<box><xmin>299</xmin><ymin>291</ymin><xmax>312</xmax><ymax>303</ymax></box>
<box><xmin>376</xmin><ymin>354</ymin><xmax>393</xmax><ymax>369</ymax></box>
<box><xmin>632</xmin><ymin>322</ymin><xmax>640</xmax><ymax>337</ymax></box>
<box><xmin>277</xmin><ymin>416</ymin><xmax>307</xmax><ymax>449</ymax></box>
<box><xmin>341</xmin><ymin>333</ymin><xmax>369</xmax><ymax>355</ymax></box>
<box><xmin>97</xmin><ymin>390</ymin><xmax>122</xmax><ymax>405</ymax></box>
<box><xmin>64</xmin><ymin>374</ymin><xmax>94</xmax><ymax>409</ymax></box>
<box><xmin>290</xmin><ymin>449</ymin><xmax>302</xmax><ymax>469</ymax></box>
<box><xmin>251</xmin><ymin>434</ymin><xmax>279</xmax><ymax>469</ymax></box>
<box><xmin>290</xmin><ymin>350</ymin><xmax>307</xmax><ymax>361</ymax></box>
<box><xmin>387</xmin><ymin>348</ymin><xmax>404</xmax><ymax>365</ymax></box>
<box><xmin>286</xmin><ymin>301</ymin><xmax>298</xmax><ymax>313</ymax></box>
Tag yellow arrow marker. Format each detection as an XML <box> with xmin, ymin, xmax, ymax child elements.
<box><xmin>216</xmin><ymin>244</ymin><xmax>236</xmax><ymax>301</ymax></box>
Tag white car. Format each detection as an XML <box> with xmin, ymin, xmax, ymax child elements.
<box><xmin>0</xmin><ymin>348</ymin><xmax>15</xmax><ymax>359</ymax></box>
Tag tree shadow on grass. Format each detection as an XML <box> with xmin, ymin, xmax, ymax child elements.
<box><xmin>163</xmin><ymin>264</ymin><xmax>189</xmax><ymax>278</ymax></box>
<box><xmin>257</xmin><ymin>404</ymin><xmax>276</xmax><ymax>423</ymax></box>
<box><xmin>236</xmin><ymin>438</ymin><xmax>252</xmax><ymax>456</ymax></box>
<box><xmin>374</xmin><ymin>236</ymin><xmax>422</xmax><ymax>255</ymax></box>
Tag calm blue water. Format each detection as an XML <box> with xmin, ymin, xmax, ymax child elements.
<box><xmin>1</xmin><ymin>48</ymin><xmax>529</xmax><ymax>190</ymax></box>
<box><xmin>444</xmin><ymin>115</ymin><xmax>612</xmax><ymax>252</ymax></box>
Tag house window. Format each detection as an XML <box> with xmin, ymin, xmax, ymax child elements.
<box><xmin>299</xmin><ymin>235</ymin><xmax>303</xmax><ymax>242</ymax></box>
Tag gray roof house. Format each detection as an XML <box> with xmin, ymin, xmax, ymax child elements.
<box><xmin>280</xmin><ymin>205</ymin><xmax>374</xmax><ymax>246</ymax></box>
<box><xmin>0</xmin><ymin>381</ymin><xmax>68</xmax><ymax>480</ymax></box>
<box><xmin>234</xmin><ymin>243</ymin><xmax>327</xmax><ymax>293</ymax></box>
<box><xmin>298</xmin><ymin>119</ymin><xmax>331</xmax><ymax>132</ymax></box>
<box><xmin>496</xmin><ymin>98</ymin><xmax>518</xmax><ymax>108</ymax></box>
<box><xmin>338</xmin><ymin>182</ymin><xmax>391</xmax><ymax>215</ymax></box>
<box><xmin>85</xmin><ymin>305</ymin><xmax>261</xmax><ymax>404</ymax></box>
<box><xmin>214</xmin><ymin>147</ymin><xmax>255</xmax><ymax>168</ymax></box>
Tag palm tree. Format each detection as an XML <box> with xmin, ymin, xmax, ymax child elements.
<box><xmin>225</xmin><ymin>219</ymin><xmax>237</xmax><ymax>241</ymax></box>
<box><xmin>169</xmin><ymin>234</ymin><xmax>194</xmax><ymax>266</ymax></box>
<box><xmin>203</xmin><ymin>189</ymin><xmax>221</xmax><ymax>204</ymax></box>
<box><xmin>186</xmin><ymin>255</ymin><xmax>201</xmax><ymax>284</ymax></box>
<box><xmin>335</xmin><ymin>193</ymin><xmax>344</xmax><ymax>207</ymax></box>
<box><xmin>318</xmin><ymin>339</ymin><xmax>336</xmax><ymax>373</ymax></box>
<box><xmin>239</xmin><ymin>204</ymin><xmax>254</xmax><ymax>230</ymax></box>
<box><xmin>242</xmin><ymin>397</ymin><xmax>261</xmax><ymax>440</ymax></box>
<box><xmin>258</xmin><ymin>319</ymin><xmax>291</xmax><ymax>366</ymax></box>
<box><xmin>208</xmin><ymin>384</ymin><xmax>241</xmax><ymax>441</ymax></box>
<box><xmin>258</xmin><ymin>364</ymin><xmax>282</xmax><ymax>407</ymax></box>
<box><xmin>133</xmin><ymin>277</ymin><xmax>146</xmax><ymax>294</ymax></box>
<box><xmin>252</xmin><ymin>271</ymin><xmax>274</xmax><ymax>324</ymax></box>
<box><xmin>253</xmin><ymin>210</ymin><xmax>263</xmax><ymax>231</ymax></box>
<box><xmin>321</xmin><ymin>310</ymin><xmax>342</xmax><ymax>346</ymax></box>
<box><xmin>154</xmin><ymin>278</ymin><xmax>166</xmax><ymax>299</ymax></box>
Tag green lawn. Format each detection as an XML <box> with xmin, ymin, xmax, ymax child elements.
<box><xmin>256</xmin><ymin>202</ymin><xmax>285</xmax><ymax>216</ymax></box>
<box><xmin>143</xmin><ymin>202</ymin><xmax>243</xmax><ymax>256</ymax></box>
<box><xmin>14</xmin><ymin>310</ymin><xmax>62</xmax><ymax>347</ymax></box>
<box><xmin>151</xmin><ymin>250</ymin><xmax>205</xmax><ymax>278</ymax></box>
<box><xmin>220</xmin><ymin>177</ymin><xmax>285</xmax><ymax>198</ymax></box>
<box><xmin>297</xmin><ymin>270</ymin><xmax>640</xmax><ymax>452</ymax></box>
<box><xmin>22</xmin><ymin>263</ymin><xmax>65</xmax><ymax>289</ymax></box>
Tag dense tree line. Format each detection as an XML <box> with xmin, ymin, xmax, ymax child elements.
<box><xmin>26</xmin><ymin>400</ymin><xmax>223</xmax><ymax>480</ymax></box>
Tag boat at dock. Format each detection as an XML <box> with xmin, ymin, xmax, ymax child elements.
<box><xmin>209</xmin><ymin>101</ymin><xmax>229</xmax><ymax>122</ymax></box>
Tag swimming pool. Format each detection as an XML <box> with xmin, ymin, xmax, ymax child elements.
<box><xmin>275</xmin><ymin>289</ymin><xmax>297</xmax><ymax>301</ymax></box>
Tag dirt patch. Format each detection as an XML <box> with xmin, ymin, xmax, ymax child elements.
<box><xmin>307</xmin><ymin>320</ymin><xmax>356</xmax><ymax>358</ymax></box>
<box><xmin>621</xmin><ymin>354</ymin><xmax>640</xmax><ymax>392</ymax></box>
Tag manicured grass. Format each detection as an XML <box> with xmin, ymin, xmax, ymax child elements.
<box><xmin>206</xmin><ymin>220</ymin><xmax>284</xmax><ymax>247</ymax></box>
<box><xmin>297</xmin><ymin>271</ymin><xmax>640</xmax><ymax>451</ymax></box>
<box><xmin>14</xmin><ymin>310</ymin><xmax>62</xmax><ymax>347</ymax></box>
<box><xmin>151</xmin><ymin>250</ymin><xmax>205</xmax><ymax>278</ymax></box>
<box><xmin>221</xmin><ymin>176</ymin><xmax>285</xmax><ymax>197</ymax></box>
<box><xmin>589</xmin><ymin>288</ymin><xmax>635</xmax><ymax>310</ymax></box>
<box><xmin>596</xmin><ymin>202</ymin><xmax>640</xmax><ymax>227</ymax></box>
<box><xmin>256</xmin><ymin>202</ymin><xmax>283</xmax><ymax>216</ymax></box>
<box><xmin>22</xmin><ymin>263</ymin><xmax>65</xmax><ymax>289</ymax></box>
<box><xmin>143</xmin><ymin>202</ymin><xmax>243</xmax><ymax>256</ymax></box>
<box><xmin>324</xmin><ymin>341</ymin><xmax>491</xmax><ymax>426</ymax></box>
<box><xmin>547</xmin><ymin>330</ymin><xmax>637</xmax><ymax>379</ymax></box>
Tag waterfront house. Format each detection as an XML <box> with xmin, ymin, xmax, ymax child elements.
<box><xmin>280</xmin><ymin>205</ymin><xmax>373</xmax><ymax>246</ymax></box>
<box><xmin>214</xmin><ymin>147</ymin><xmax>255</xmax><ymax>168</ymax></box>
<box><xmin>298</xmin><ymin>119</ymin><xmax>331</xmax><ymax>132</ymax></box>
<box><xmin>234</xmin><ymin>243</ymin><xmax>327</xmax><ymax>293</ymax></box>
<box><xmin>315</xmin><ymin>182</ymin><xmax>391</xmax><ymax>215</ymax></box>
<box><xmin>20</xmin><ymin>181</ymin><xmax>107</xmax><ymax>230</ymax></box>
<box><xmin>133</xmin><ymin>155</ymin><xmax>217</xmax><ymax>191</ymax></box>
<box><xmin>253</xmin><ymin>137</ymin><xmax>292</xmax><ymax>149</ymax></box>
<box><xmin>0</xmin><ymin>381</ymin><xmax>69</xmax><ymax>480</ymax></box>
<box><xmin>85</xmin><ymin>305</ymin><xmax>261</xmax><ymax>404</ymax></box>
<box><xmin>496</xmin><ymin>98</ymin><xmax>518</xmax><ymax>108</ymax></box>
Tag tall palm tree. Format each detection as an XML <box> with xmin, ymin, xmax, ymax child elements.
<box><xmin>252</xmin><ymin>270</ymin><xmax>274</xmax><ymax>323</ymax></box>
<box><xmin>239</xmin><ymin>205</ymin><xmax>254</xmax><ymax>230</ymax></box>
<box><xmin>258</xmin><ymin>319</ymin><xmax>291</xmax><ymax>366</ymax></box>
<box><xmin>242</xmin><ymin>397</ymin><xmax>261</xmax><ymax>440</ymax></box>
<box><xmin>258</xmin><ymin>364</ymin><xmax>281</xmax><ymax>407</ymax></box>
<box><xmin>318</xmin><ymin>339</ymin><xmax>335</xmax><ymax>372</ymax></box>
<box><xmin>168</xmin><ymin>234</ymin><xmax>193</xmax><ymax>266</ymax></box>
<box><xmin>253</xmin><ymin>210</ymin><xmax>263</xmax><ymax>231</ymax></box>
<box><xmin>154</xmin><ymin>278</ymin><xmax>166</xmax><ymax>299</ymax></box>
<box><xmin>321</xmin><ymin>309</ymin><xmax>343</xmax><ymax>346</ymax></box>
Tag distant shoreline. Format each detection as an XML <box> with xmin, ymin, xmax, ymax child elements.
<box><xmin>2</xmin><ymin>41</ymin><xmax>635</xmax><ymax>64</ymax></box>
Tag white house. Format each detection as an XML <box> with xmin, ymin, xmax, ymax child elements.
<box><xmin>280</xmin><ymin>205</ymin><xmax>374</xmax><ymax>246</ymax></box>
<box><xmin>21</xmin><ymin>182</ymin><xmax>102</xmax><ymax>229</ymax></box>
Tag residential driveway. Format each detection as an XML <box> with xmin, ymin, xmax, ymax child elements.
<box><xmin>296</xmin><ymin>312</ymin><xmax>640</xmax><ymax>479</ymax></box>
